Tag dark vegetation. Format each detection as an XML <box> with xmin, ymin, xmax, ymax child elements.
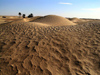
<box><xmin>22</xmin><ymin>14</ymin><xmax>26</xmax><ymax>18</ymax></box>
<box><xmin>18</xmin><ymin>12</ymin><xmax>33</xmax><ymax>18</ymax></box>
<box><xmin>2</xmin><ymin>16</ymin><xmax>6</xmax><ymax>18</ymax></box>
<box><xmin>28</xmin><ymin>13</ymin><xmax>33</xmax><ymax>18</ymax></box>
<box><xmin>18</xmin><ymin>12</ymin><xmax>21</xmax><ymax>18</ymax></box>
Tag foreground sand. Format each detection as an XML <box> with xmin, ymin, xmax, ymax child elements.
<box><xmin>0</xmin><ymin>15</ymin><xmax>100</xmax><ymax>75</ymax></box>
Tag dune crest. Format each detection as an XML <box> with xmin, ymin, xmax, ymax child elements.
<box><xmin>31</xmin><ymin>15</ymin><xmax>76</xmax><ymax>26</ymax></box>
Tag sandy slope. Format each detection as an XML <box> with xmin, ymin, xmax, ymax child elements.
<box><xmin>71</xmin><ymin>18</ymin><xmax>86</xmax><ymax>23</ymax></box>
<box><xmin>31</xmin><ymin>15</ymin><xmax>76</xmax><ymax>26</ymax></box>
<box><xmin>68</xmin><ymin>18</ymin><xmax>91</xmax><ymax>25</ymax></box>
<box><xmin>0</xmin><ymin>20</ymin><xmax>100</xmax><ymax>75</ymax></box>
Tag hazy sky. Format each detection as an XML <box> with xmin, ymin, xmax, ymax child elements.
<box><xmin>0</xmin><ymin>0</ymin><xmax>100</xmax><ymax>19</ymax></box>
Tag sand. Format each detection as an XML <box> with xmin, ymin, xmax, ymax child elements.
<box><xmin>0</xmin><ymin>16</ymin><xmax>22</xmax><ymax>24</ymax></box>
<box><xmin>70</xmin><ymin>18</ymin><xmax>86</xmax><ymax>22</ymax></box>
<box><xmin>31</xmin><ymin>15</ymin><xmax>76</xmax><ymax>26</ymax></box>
<box><xmin>68</xmin><ymin>18</ymin><xmax>91</xmax><ymax>24</ymax></box>
<box><xmin>0</xmin><ymin>15</ymin><xmax>100</xmax><ymax>75</ymax></box>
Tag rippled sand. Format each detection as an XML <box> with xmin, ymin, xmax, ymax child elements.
<box><xmin>0</xmin><ymin>15</ymin><xmax>100</xmax><ymax>75</ymax></box>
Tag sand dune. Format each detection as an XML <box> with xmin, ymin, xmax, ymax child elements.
<box><xmin>0</xmin><ymin>15</ymin><xmax>76</xmax><ymax>26</ymax></box>
<box><xmin>68</xmin><ymin>17</ymin><xmax>91</xmax><ymax>25</ymax></box>
<box><xmin>31</xmin><ymin>15</ymin><xmax>76</xmax><ymax>26</ymax></box>
<box><xmin>0</xmin><ymin>18</ymin><xmax>100</xmax><ymax>75</ymax></box>
<box><xmin>71</xmin><ymin>18</ymin><xmax>86</xmax><ymax>22</ymax></box>
<box><xmin>3</xmin><ymin>15</ymin><xmax>76</xmax><ymax>26</ymax></box>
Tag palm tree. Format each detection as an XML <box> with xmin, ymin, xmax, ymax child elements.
<box><xmin>18</xmin><ymin>12</ymin><xmax>21</xmax><ymax>18</ymax></box>
<box><xmin>22</xmin><ymin>14</ymin><xmax>25</xmax><ymax>18</ymax></box>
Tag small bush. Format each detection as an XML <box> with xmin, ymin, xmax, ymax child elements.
<box><xmin>28</xmin><ymin>13</ymin><xmax>33</xmax><ymax>18</ymax></box>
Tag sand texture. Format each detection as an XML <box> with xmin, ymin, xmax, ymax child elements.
<box><xmin>0</xmin><ymin>15</ymin><xmax>100</xmax><ymax>75</ymax></box>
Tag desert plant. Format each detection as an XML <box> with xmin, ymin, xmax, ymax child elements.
<box><xmin>22</xmin><ymin>14</ymin><xmax>25</xmax><ymax>18</ymax></box>
<box><xmin>28</xmin><ymin>13</ymin><xmax>33</xmax><ymax>18</ymax></box>
<box><xmin>18</xmin><ymin>12</ymin><xmax>21</xmax><ymax>18</ymax></box>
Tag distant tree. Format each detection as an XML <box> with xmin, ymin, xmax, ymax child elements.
<box><xmin>22</xmin><ymin>14</ymin><xmax>25</xmax><ymax>18</ymax></box>
<box><xmin>2</xmin><ymin>16</ymin><xmax>6</xmax><ymax>18</ymax></box>
<box><xmin>18</xmin><ymin>12</ymin><xmax>21</xmax><ymax>18</ymax></box>
<box><xmin>28</xmin><ymin>13</ymin><xmax>33</xmax><ymax>18</ymax></box>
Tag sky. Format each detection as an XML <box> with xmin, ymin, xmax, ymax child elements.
<box><xmin>0</xmin><ymin>0</ymin><xmax>100</xmax><ymax>19</ymax></box>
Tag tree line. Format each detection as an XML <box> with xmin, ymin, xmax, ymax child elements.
<box><xmin>18</xmin><ymin>12</ymin><xmax>33</xmax><ymax>18</ymax></box>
